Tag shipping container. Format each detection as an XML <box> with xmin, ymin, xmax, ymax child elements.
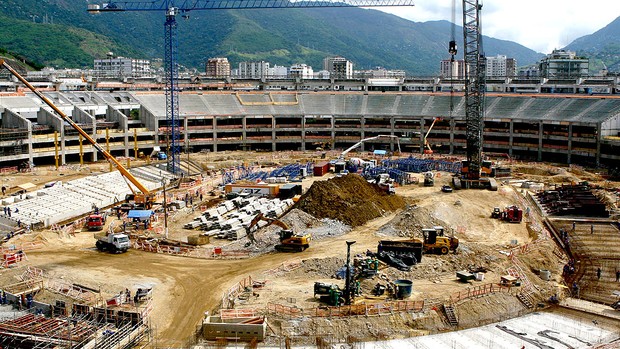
<box><xmin>313</xmin><ymin>161</ymin><xmax>330</xmax><ymax>176</ymax></box>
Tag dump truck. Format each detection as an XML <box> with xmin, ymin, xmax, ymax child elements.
<box><xmin>86</xmin><ymin>213</ymin><xmax>107</xmax><ymax>231</ymax></box>
<box><xmin>95</xmin><ymin>232</ymin><xmax>131</xmax><ymax>253</ymax></box>
<box><xmin>422</xmin><ymin>226</ymin><xmax>459</xmax><ymax>254</ymax></box>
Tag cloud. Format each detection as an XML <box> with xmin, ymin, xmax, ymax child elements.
<box><xmin>380</xmin><ymin>0</ymin><xmax>620</xmax><ymax>54</ymax></box>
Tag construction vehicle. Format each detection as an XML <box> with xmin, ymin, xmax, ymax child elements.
<box><xmin>313</xmin><ymin>282</ymin><xmax>343</xmax><ymax>306</ymax></box>
<box><xmin>421</xmin><ymin>226</ymin><xmax>459</xmax><ymax>254</ymax></box>
<box><xmin>275</xmin><ymin>230</ymin><xmax>312</xmax><ymax>252</ymax></box>
<box><xmin>337</xmin><ymin>135</ymin><xmax>401</xmax><ymax>161</ymax></box>
<box><xmin>492</xmin><ymin>205</ymin><xmax>523</xmax><ymax>223</ymax></box>
<box><xmin>373</xmin><ymin>174</ymin><xmax>395</xmax><ymax>194</ymax></box>
<box><xmin>0</xmin><ymin>60</ymin><xmax>158</xmax><ymax>210</ymax></box>
<box><xmin>95</xmin><ymin>232</ymin><xmax>131</xmax><ymax>253</ymax></box>
<box><xmin>246</xmin><ymin>213</ymin><xmax>311</xmax><ymax>252</ymax></box>
<box><xmin>424</xmin><ymin>171</ymin><xmax>435</xmax><ymax>187</ymax></box>
<box><xmin>423</xmin><ymin>117</ymin><xmax>442</xmax><ymax>154</ymax></box>
<box><xmin>86</xmin><ymin>213</ymin><xmax>107</xmax><ymax>231</ymax></box>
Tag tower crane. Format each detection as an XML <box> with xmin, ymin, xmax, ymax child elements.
<box><xmin>87</xmin><ymin>0</ymin><xmax>415</xmax><ymax>174</ymax></box>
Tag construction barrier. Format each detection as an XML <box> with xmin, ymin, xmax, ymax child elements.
<box><xmin>450</xmin><ymin>283</ymin><xmax>512</xmax><ymax>304</ymax></box>
<box><xmin>266</xmin><ymin>300</ymin><xmax>424</xmax><ymax>319</ymax></box>
<box><xmin>222</xmin><ymin>276</ymin><xmax>254</xmax><ymax>309</ymax></box>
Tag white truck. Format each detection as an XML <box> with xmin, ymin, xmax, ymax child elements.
<box><xmin>95</xmin><ymin>233</ymin><xmax>131</xmax><ymax>253</ymax></box>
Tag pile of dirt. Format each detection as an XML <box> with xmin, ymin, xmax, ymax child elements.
<box><xmin>294</xmin><ymin>174</ymin><xmax>407</xmax><ymax>226</ymax></box>
<box><xmin>376</xmin><ymin>204</ymin><xmax>448</xmax><ymax>239</ymax></box>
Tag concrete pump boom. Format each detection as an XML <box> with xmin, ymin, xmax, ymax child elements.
<box><xmin>338</xmin><ymin>135</ymin><xmax>401</xmax><ymax>160</ymax></box>
<box><xmin>0</xmin><ymin>59</ymin><xmax>155</xmax><ymax>204</ymax></box>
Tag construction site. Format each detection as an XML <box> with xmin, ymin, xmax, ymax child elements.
<box><xmin>1</xmin><ymin>0</ymin><xmax>620</xmax><ymax>347</ymax></box>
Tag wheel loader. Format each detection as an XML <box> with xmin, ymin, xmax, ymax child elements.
<box><xmin>421</xmin><ymin>226</ymin><xmax>459</xmax><ymax>255</ymax></box>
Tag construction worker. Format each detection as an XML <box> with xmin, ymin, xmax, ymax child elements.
<box><xmin>616</xmin><ymin>269</ymin><xmax>620</xmax><ymax>282</ymax></box>
<box><xmin>597</xmin><ymin>267</ymin><xmax>602</xmax><ymax>280</ymax></box>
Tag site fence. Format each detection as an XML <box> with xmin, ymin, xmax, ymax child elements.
<box><xmin>266</xmin><ymin>300</ymin><xmax>424</xmax><ymax>320</ymax></box>
<box><xmin>222</xmin><ymin>276</ymin><xmax>254</xmax><ymax>310</ymax></box>
<box><xmin>450</xmin><ymin>283</ymin><xmax>513</xmax><ymax>304</ymax></box>
<box><xmin>131</xmin><ymin>240</ymin><xmax>251</xmax><ymax>260</ymax></box>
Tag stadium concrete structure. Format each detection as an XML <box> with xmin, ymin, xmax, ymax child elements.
<box><xmin>0</xmin><ymin>89</ymin><xmax>619</xmax><ymax>170</ymax></box>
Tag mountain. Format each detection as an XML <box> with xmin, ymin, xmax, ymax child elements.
<box><xmin>565</xmin><ymin>16</ymin><xmax>620</xmax><ymax>72</ymax></box>
<box><xmin>0</xmin><ymin>0</ymin><xmax>543</xmax><ymax>75</ymax></box>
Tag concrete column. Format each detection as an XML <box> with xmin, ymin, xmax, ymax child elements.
<box><xmin>213</xmin><ymin>117</ymin><xmax>218</xmax><ymax>152</ymax></box>
<box><xmin>596</xmin><ymin>123</ymin><xmax>601</xmax><ymax>166</ymax></box>
<box><xmin>420</xmin><ymin>118</ymin><xmax>427</xmax><ymax>154</ymax></box>
<box><xmin>242</xmin><ymin>116</ymin><xmax>247</xmax><ymax>145</ymax></box>
<box><xmin>449</xmin><ymin>118</ymin><xmax>455</xmax><ymax>154</ymax></box>
<box><xmin>391</xmin><ymin>117</ymin><xmax>396</xmax><ymax>152</ymax></box>
<box><xmin>330</xmin><ymin>116</ymin><xmax>335</xmax><ymax>150</ymax></box>
<box><xmin>508</xmin><ymin>121</ymin><xmax>514</xmax><ymax>157</ymax></box>
<box><xmin>567</xmin><ymin>124</ymin><xmax>573</xmax><ymax>164</ymax></box>
<box><xmin>301</xmin><ymin>116</ymin><xmax>306</xmax><ymax>151</ymax></box>
<box><xmin>184</xmin><ymin>116</ymin><xmax>189</xmax><ymax>152</ymax></box>
<box><xmin>360</xmin><ymin>117</ymin><xmax>365</xmax><ymax>152</ymax></box>
<box><xmin>272</xmin><ymin>116</ymin><xmax>276</xmax><ymax>152</ymax></box>
<box><xmin>538</xmin><ymin>121</ymin><xmax>543</xmax><ymax>161</ymax></box>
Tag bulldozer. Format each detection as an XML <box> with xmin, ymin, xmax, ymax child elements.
<box><xmin>421</xmin><ymin>226</ymin><xmax>459</xmax><ymax>255</ymax></box>
<box><xmin>246</xmin><ymin>213</ymin><xmax>311</xmax><ymax>252</ymax></box>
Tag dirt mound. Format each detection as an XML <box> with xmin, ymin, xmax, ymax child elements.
<box><xmin>294</xmin><ymin>174</ymin><xmax>407</xmax><ymax>226</ymax></box>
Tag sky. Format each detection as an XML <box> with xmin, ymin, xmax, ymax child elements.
<box><xmin>380</xmin><ymin>0</ymin><xmax>620</xmax><ymax>54</ymax></box>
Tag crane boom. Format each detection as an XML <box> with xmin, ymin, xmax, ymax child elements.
<box><xmin>339</xmin><ymin>135</ymin><xmax>401</xmax><ymax>160</ymax></box>
<box><xmin>88</xmin><ymin>0</ymin><xmax>414</xmax><ymax>175</ymax></box>
<box><xmin>88</xmin><ymin>0</ymin><xmax>415</xmax><ymax>12</ymax></box>
<box><xmin>0</xmin><ymin>60</ymin><xmax>153</xmax><ymax>199</ymax></box>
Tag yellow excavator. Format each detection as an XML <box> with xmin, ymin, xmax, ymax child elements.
<box><xmin>0</xmin><ymin>60</ymin><xmax>157</xmax><ymax>209</ymax></box>
<box><xmin>246</xmin><ymin>213</ymin><xmax>311</xmax><ymax>252</ymax></box>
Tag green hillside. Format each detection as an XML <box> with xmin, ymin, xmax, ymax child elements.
<box><xmin>566</xmin><ymin>16</ymin><xmax>620</xmax><ymax>72</ymax></box>
<box><xmin>0</xmin><ymin>0</ymin><xmax>543</xmax><ymax>74</ymax></box>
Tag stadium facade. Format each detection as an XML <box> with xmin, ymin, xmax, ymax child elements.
<box><xmin>0</xmin><ymin>89</ymin><xmax>619</xmax><ymax>171</ymax></box>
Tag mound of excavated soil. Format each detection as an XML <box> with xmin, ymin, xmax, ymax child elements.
<box><xmin>294</xmin><ymin>174</ymin><xmax>407</xmax><ymax>226</ymax></box>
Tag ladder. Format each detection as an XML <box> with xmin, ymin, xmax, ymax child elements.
<box><xmin>443</xmin><ymin>304</ymin><xmax>458</xmax><ymax>326</ymax></box>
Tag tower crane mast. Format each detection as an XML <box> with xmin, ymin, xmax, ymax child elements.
<box><xmin>88</xmin><ymin>0</ymin><xmax>415</xmax><ymax>174</ymax></box>
<box><xmin>461</xmin><ymin>0</ymin><xmax>485</xmax><ymax>181</ymax></box>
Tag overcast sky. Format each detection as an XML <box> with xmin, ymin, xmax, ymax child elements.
<box><xmin>380</xmin><ymin>0</ymin><xmax>620</xmax><ymax>54</ymax></box>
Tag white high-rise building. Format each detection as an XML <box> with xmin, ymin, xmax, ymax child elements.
<box><xmin>440</xmin><ymin>59</ymin><xmax>467</xmax><ymax>79</ymax></box>
<box><xmin>289</xmin><ymin>64</ymin><xmax>314</xmax><ymax>79</ymax></box>
<box><xmin>94</xmin><ymin>55</ymin><xmax>152</xmax><ymax>78</ymax></box>
<box><xmin>238</xmin><ymin>61</ymin><xmax>270</xmax><ymax>79</ymax></box>
<box><xmin>485</xmin><ymin>55</ymin><xmax>516</xmax><ymax>78</ymax></box>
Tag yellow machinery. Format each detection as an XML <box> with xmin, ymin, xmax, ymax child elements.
<box><xmin>0</xmin><ymin>60</ymin><xmax>157</xmax><ymax>209</ymax></box>
<box><xmin>246</xmin><ymin>213</ymin><xmax>311</xmax><ymax>252</ymax></box>
<box><xmin>421</xmin><ymin>227</ymin><xmax>459</xmax><ymax>255</ymax></box>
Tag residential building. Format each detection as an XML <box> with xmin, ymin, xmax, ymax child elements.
<box><xmin>486</xmin><ymin>55</ymin><xmax>516</xmax><ymax>78</ymax></box>
<box><xmin>94</xmin><ymin>56</ymin><xmax>152</xmax><ymax>78</ymax></box>
<box><xmin>323</xmin><ymin>56</ymin><xmax>354</xmax><ymax>79</ymax></box>
<box><xmin>268</xmin><ymin>65</ymin><xmax>289</xmax><ymax>78</ymax></box>
<box><xmin>440</xmin><ymin>59</ymin><xmax>467</xmax><ymax>79</ymax></box>
<box><xmin>539</xmin><ymin>49</ymin><xmax>589</xmax><ymax>78</ymax></box>
<box><xmin>237</xmin><ymin>61</ymin><xmax>270</xmax><ymax>79</ymax></box>
<box><xmin>205</xmin><ymin>57</ymin><xmax>230</xmax><ymax>78</ymax></box>
<box><xmin>289</xmin><ymin>64</ymin><xmax>313</xmax><ymax>79</ymax></box>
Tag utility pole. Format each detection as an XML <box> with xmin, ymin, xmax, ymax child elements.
<box><xmin>345</xmin><ymin>240</ymin><xmax>356</xmax><ymax>305</ymax></box>
<box><xmin>162</xmin><ymin>178</ymin><xmax>168</xmax><ymax>239</ymax></box>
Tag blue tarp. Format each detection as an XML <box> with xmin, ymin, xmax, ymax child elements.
<box><xmin>374</xmin><ymin>150</ymin><xmax>387</xmax><ymax>155</ymax></box>
<box><xmin>127</xmin><ymin>210</ymin><xmax>154</xmax><ymax>220</ymax></box>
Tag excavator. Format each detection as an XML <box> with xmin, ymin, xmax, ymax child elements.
<box><xmin>0</xmin><ymin>59</ymin><xmax>158</xmax><ymax>209</ymax></box>
<box><xmin>246</xmin><ymin>213</ymin><xmax>311</xmax><ymax>252</ymax></box>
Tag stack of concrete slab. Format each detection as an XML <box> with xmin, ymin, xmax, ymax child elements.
<box><xmin>0</xmin><ymin>166</ymin><xmax>171</xmax><ymax>228</ymax></box>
